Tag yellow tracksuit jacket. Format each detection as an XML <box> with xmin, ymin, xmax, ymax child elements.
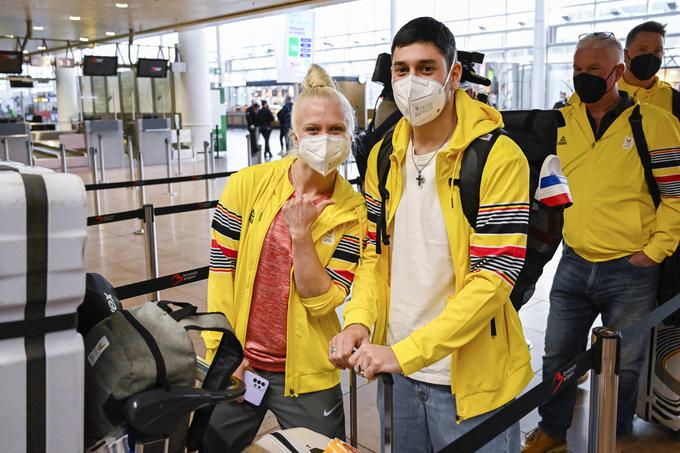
<box><xmin>557</xmin><ymin>98</ymin><xmax>680</xmax><ymax>262</ymax></box>
<box><xmin>619</xmin><ymin>76</ymin><xmax>677</xmax><ymax>114</ymax></box>
<box><xmin>203</xmin><ymin>156</ymin><xmax>367</xmax><ymax>396</ymax></box>
<box><xmin>344</xmin><ymin>89</ymin><xmax>534</xmax><ymax>421</ymax></box>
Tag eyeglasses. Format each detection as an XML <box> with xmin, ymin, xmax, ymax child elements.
<box><xmin>578</xmin><ymin>32</ymin><xmax>615</xmax><ymax>41</ymax></box>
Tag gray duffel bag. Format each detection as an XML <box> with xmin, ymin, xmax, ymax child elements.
<box><xmin>83</xmin><ymin>299</ymin><xmax>241</xmax><ymax>452</ymax></box>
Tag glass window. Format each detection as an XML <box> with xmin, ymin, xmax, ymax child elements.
<box><xmin>548</xmin><ymin>5</ymin><xmax>596</xmax><ymax>26</ymax></box>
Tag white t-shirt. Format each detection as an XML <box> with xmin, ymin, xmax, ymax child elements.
<box><xmin>387</xmin><ymin>139</ymin><xmax>456</xmax><ymax>386</ymax></box>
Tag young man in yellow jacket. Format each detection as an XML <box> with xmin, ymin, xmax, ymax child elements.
<box><xmin>523</xmin><ymin>33</ymin><xmax>680</xmax><ymax>453</ymax></box>
<box><xmin>620</xmin><ymin>21</ymin><xmax>679</xmax><ymax>117</ymax></box>
<box><xmin>329</xmin><ymin>17</ymin><xmax>533</xmax><ymax>452</ymax></box>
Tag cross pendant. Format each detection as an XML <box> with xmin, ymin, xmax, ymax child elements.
<box><xmin>416</xmin><ymin>173</ymin><xmax>425</xmax><ymax>187</ymax></box>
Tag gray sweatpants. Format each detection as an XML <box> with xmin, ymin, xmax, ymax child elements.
<box><xmin>202</xmin><ymin>370</ymin><xmax>345</xmax><ymax>452</ymax></box>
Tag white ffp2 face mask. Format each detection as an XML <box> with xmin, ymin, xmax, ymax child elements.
<box><xmin>392</xmin><ymin>68</ymin><xmax>453</xmax><ymax>126</ymax></box>
<box><xmin>297</xmin><ymin>134</ymin><xmax>350</xmax><ymax>176</ymax></box>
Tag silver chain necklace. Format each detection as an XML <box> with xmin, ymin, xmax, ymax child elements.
<box><xmin>410</xmin><ymin>130</ymin><xmax>454</xmax><ymax>187</ymax></box>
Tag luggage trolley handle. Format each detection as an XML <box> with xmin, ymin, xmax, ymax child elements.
<box><xmin>349</xmin><ymin>372</ymin><xmax>394</xmax><ymax>451</ymax></box>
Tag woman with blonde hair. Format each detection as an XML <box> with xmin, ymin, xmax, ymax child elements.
<box><xmin>202</xmin><ymin>64</ymin><xmax>366</xmax><ymax>451</ymax></box>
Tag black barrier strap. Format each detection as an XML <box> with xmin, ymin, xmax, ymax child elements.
<box><xmin>154</xmin><ymin>200</ymin><xmax>217</xmax><ymax>217</ymax></box>
<box><xmin>84</xmin><ymin>170</ymin><xmax>235</xmax><ymax>191</ymax></box>
<box><xmin>439</xmin><ymin>349</ymin><xmax>594</xmax><ymax>453</ymax></box>
<box><xmin>87</xmin><ymin>208</ymin><xmax>144</xmax><ymax>226</ymax></box>
<box><xmin>620</xmin><ymin>293</ymin><xmax>680</xmax><ymax>346</ymax></box>
<box><xmin>439</xmin><ymin>293</ymin><xmax>680</xmax><ymax>453</ymax></box>
<box><xmin>115</xmin><ymin>266</ymin><xmax>209</xmax><ymax>300</ymax></box>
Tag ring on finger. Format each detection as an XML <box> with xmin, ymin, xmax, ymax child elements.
<box><xmin>330</xmin><ymin>345</ymin><xmax>337</xmax><ymax>354</ymax></box>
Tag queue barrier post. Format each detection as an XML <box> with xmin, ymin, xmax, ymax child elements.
<box><xmin>127</xmin><ymin>135</ymin><xmax>135</xmax><ymax>183</ymax></box>
<box><xmin>143</xmin><ymin>204</ymin><xmax>161</xmax><ymax>302</ymax></box>
<box><xmin>350</xmin><ymin>370</ymin><xmax>358</xmax><ymax>448</ymax></box>
<box><xmin>89</xmin><ymin>147</ymin><xmax>101</xmax><ymax>216</ymax></box>
<box><xmin>59</xmin><ymin>144</ymin><xmax>68</xmax><ymax>173</ymax></box>
<box><xmin>204</xmin><ymin>141</ymin><xmax>212</xmax><ymax>202</ymax></box>
<box><xmin>2</xmin><ymin>137</ymin><xmax>8</xmax><ymax>161</ymax></box>
<box><xmin>164</xmin><ymin>137</ymin><xmax>176</xmax><ymax>196</ymax></box>
<box><xmin>135</xmin><ymin>150</ymin><xmax>146</xmax><ymax>235</ymax></box>
<box><xmin>587</xmin><ymin>327</ymin><xmax>621</xmax><ymax>453</ymax></box>
<box><xmin>25</xmin><ymin>139</ymin><xmax>33</xmax><ymax>166</ymax></box>
<box><xmin>176</xmin><ymin>128</ymin><xmax>184</xmax><ymax>175</ymax></box>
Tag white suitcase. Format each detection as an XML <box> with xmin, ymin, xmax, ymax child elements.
<box><xmin>0</xmin><ymin>165</ymin><xmax>87</xmax><ymax>453</ymax></box>
<box><xmin>245</xmin><ymin>427</ymin><xmax>333</xmax><ymax>453</ymax></box>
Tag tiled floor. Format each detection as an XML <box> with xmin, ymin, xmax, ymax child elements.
<box><xmin>76</xmin><ymin>128</ymin><xmax>680</xmax><ymax>452</ymax></box>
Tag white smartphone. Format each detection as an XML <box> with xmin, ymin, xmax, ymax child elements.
<box><xmin>243</xmin><ymin>370</ymin><xmax>270</xmax><ymax>406</ymax></box>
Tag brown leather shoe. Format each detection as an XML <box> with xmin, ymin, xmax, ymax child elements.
<box><xmin>522</xmin><ymin>427</ymin><xmax>567</xmax><ymax>453</ymax></box>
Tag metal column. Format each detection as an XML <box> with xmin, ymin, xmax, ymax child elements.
<box><xmin>587</xmin><ymin>327</ymin><xmax>621</xmax><ymax>453</ymax></box>
<box><xmin>127</xmin><ymin>136</ymin><xmax>135</xmax><ymax>182</ymax></box>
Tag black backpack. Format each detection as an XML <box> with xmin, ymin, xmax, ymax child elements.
<box><xmin>374</xmin><ymin>110</ymin><xmax>567</xmax><ymax>311</ymax></box>
<box><xmin>629</xmin><ymin>105</ymin><xmax>680</xmax><ymax>326</ymax></box>
<box><xmin>353</xmin><ymin>109</ymin><xmax>402</xmax><ymax>184</ymax></box>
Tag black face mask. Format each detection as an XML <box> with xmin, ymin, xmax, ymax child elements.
<box><xmin>630</xmin><ymin>53</ymin><xmax>662</xmax><ymax>81</ymax></box>
<box><xmin>573</xmin><ymin>67</ymin><xmax>616</xmax><ymax>104</ymax></box>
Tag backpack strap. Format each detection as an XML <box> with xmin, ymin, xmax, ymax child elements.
<box><xmin>628</xmin><ymin>105</ymin><xmax>661</xmax><ymax>207</ymax></box>
<box><xmin>672</xmin><ymin>88</ymin><xmax>680</xmax><ymax>121</ymax></box>
<box><xmin>375</xmin><ymin>129</ymin><xmax>395</xmax><ymax>254</ymax></box>
<box><xmin>455</xmin><ymin>130</ymin><xmax>504</xmax><ymax>228</ymax></box>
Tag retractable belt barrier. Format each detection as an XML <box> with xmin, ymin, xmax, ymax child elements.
<box><xmin>439</xmin><ymin>293</ymin><xmax>680</xmax><ymax>453</ymax></box>
<box><xmin>115</xmin><ymin>266</ymin><xmax>209</xmax><ymax>300</ymax></box>
<box><xmin>87</xmin><ymin>200</ymin><xmax>219</xmax><ymax>226</ymax></box>
<box><xmin>84</xmin><ymin>171</ymin><xmax>236</xmax><ymax>191</ymax></box>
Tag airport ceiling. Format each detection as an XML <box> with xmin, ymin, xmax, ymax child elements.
<box><xmin>0</xmin><ymin>0</ymin><xmax>342</xmax><ymax>54</ymax></box>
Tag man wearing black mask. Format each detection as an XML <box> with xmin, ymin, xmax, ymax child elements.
<box><xmin>523</xmin><ymin>32</ymin><xmax>680</xmax><ymax>453</ymax></box>
<box><xmin>620</xmin><ymin>21</ymin><xmax>679</xmax><ymax>119</ymax></box>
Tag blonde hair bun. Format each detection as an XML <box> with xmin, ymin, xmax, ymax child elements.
<box><xmin>301</xmin><ymin>64</ymin><xmax>336</xmax><ymax>92</ymax></box>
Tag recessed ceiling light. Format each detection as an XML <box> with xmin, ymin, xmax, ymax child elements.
<box><xmin>23</xmin><ymin>50</ymin><xmax>28</xmax><ymax>54</ymax></box>
<box><xmin>69</xmin><ymin>16</ymin><xmax>81</xmax><ymax>21</ymax></box>
<box><xmin>115</xmin><ymin>2</ymin><xmax>128</xmax><ymax>8</ymax></box>
<box><xmin>5</xmin><ymin>34</ymin><xmax>14</xmax><ymax>38</ymax></box>
<box><xmin>37</xmin><ymin>46</ymin><xmax>46</xmax><ymax>50</ymax></box>
<box><xmin>33</xmin><ymin>26</ymin><xmax>44</xmax><ymax>31</ymax></box>
<box><xmin>105</xmin><ymin>31</ymin><xmax>116</xmax><ymax>36</ymax></box>
<box><xmin>79</xmin><ymin>37</ymin><xmax>89</xmax><ymax>42</ymax></box>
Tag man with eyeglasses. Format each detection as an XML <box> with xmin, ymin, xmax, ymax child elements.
<box><xmin>522</xmin><ymin>32</ymin><xmax>680</xmax><ymax>453</ymax></box>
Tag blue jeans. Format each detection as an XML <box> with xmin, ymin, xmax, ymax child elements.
<box><xmin>538</xmin><ymin>245</ymin><xmax>659</xmax><ymax>439</ymax></box>
<box><xmin>377</xmin><ymin>373</ymin><xmax>520</xmax><ymax>453</ymax></box>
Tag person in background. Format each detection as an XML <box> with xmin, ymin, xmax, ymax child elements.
<box><xmin>201</xmin><ymin>63</ymin><xmax>366</xmax><ymax>452</ymax></box>
<box><xmin>278</xmin><ymin>95</ymin><xmax>294</xmax><ymax>155</ymax></box>
<box><xmin>257</xmin><ymin>100</ymin><xmax>275</xmax><ymax>160</ymax></box>
<box><xmin>522</xmin><ymin>32</ymin><xmax>680</xmax><ymax>453</ymax></box>
<box><xmin>245</xmin><ymin>101</ymin><xmax>260</xmax><ymax>157</ymax></box>
<box><xmin>620</xmin><ymin>21</ymin><xmax>679</xmax><ymax>120</ymax></box>
<box><xmin>553</xmin><ymin>91</ymin><xmax>567</xmax><ymax>109</ymax></box>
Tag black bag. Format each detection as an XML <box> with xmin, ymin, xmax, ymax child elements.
<box><xmin>629</xmin><ymin>105</ymin><xmax>680</xmax><ymax>326</ymax></box>
<box><xmin>77</xmin><ymin>273</ymin><xmax>123</xmax><ymax>336</ymax></box>
<box><xmin>352</xmin><ymin>108</ymin><xmax>402</xmax><ymax>184</ymax></box>
<box><xmin>374</xmin><ymin>110</ymin><xmax>567</xmax><ymax>311</ymax></box>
